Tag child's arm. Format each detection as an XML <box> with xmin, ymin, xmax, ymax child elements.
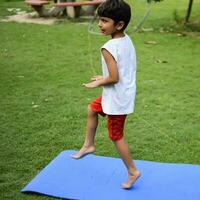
<box><xmin>83</xmin><ymin>49</ymin><xmax>119</xmax><ymax>88</ymax></box>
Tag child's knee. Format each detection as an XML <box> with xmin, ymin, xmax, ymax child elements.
<box><xmin>87</xmin><ymin>105</ymin><xmax>96</xmax><ymax>116</ymax></box>
<box><xmin>87</xmin><ymin>105</ymin><xmax>92</xmax><ymax>112</ymax></box>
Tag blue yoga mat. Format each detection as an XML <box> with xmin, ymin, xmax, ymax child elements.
<box><xmin>21</xmin><ymin>150</ymin><xmax>200</xmax><ymax>200</ymax></box>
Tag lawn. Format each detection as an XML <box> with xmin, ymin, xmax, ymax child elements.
<box><xmin>0</xmin><ymin>0</ymin><xmax>200</xmax><ymax>199</ymax></box>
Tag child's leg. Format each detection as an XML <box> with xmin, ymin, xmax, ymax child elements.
<box><xmin>114</xmin><ymin>138</ymin><xmax>141</xmax><ymax>189</ymax></box>
<box><xmin>71</xmin><ymin>106</ymin><xmax>97</xmax><ymax>159</ymax></box>
<box><xmin>108</xmin><ymin>115</ymin><xmax>140</xmax><ymax>188</ymax></box>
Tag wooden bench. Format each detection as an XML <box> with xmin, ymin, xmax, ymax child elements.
<box><xmin>55</xmin><ymin>0</ymin><xmax>104</xmax><ymax>8</ymax></box>
<box><xmin>54</xmin><ymin>0</ymin><xmax>104</xmax><ymax>17</ymax></box>
<box><xmin>25</xmin><ymin>0</ymin><xmax>49</xmax><ymax>17</ymax></box>
<box><xmin>26</xmin><ymin>0</ymin><xmax>49</xmax><ymax>6</ymax></box>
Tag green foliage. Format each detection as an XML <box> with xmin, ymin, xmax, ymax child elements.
<box><xmin>147</xmin><ymin>0</ymin><xmax>164</xmax><ymax>3</ymax></box>
<box><xmin>173</xmin><ymin>9</ymin><xmax>182</xmax><ymax>24</ymax></box>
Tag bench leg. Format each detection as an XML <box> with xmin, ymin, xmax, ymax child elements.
<box><xmin>31</xmin><ymin>5</ymin><xmax>46</xmax><ymax>17</ymax></box>
<box><xmin>65</xmin><ymin>0</ymin><xmax>81</xmax><ymax>18</ymax></box>
<box><xmin>74</xmin><ymin>6</ymin><xmax>81</xmax><ymax>18</ymax></box>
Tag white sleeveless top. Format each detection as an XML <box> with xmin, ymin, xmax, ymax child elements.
<box><xmin>101</xmin><ymin>34</ymin><xmax>137</xmax><ymax>115</ymax></box>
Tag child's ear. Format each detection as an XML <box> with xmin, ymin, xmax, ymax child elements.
<box><xmin>116</xmin><ymin>21</ymin><xmax>125</xmax><ymax>31</ymax></box>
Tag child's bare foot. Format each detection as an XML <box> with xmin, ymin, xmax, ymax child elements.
<box><xmin>122</xmin><ymin>170</ymin><xmax>141</xmax><ymax>189</ymax></box>
<box><xmin>70</xmin><ymin>145</ymin><xmax>96</xmax><ymax>159</ymax></box>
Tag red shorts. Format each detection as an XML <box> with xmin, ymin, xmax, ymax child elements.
<box><xmin>89</xmin><ymin>97</ymin><xmax>127</xmax><ymax>141</ymax></box>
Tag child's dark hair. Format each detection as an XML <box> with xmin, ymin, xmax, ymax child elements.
<box><xmin>97</xmin><ymin>0</ymin><xmax>131</xmax><ymax>30</ymax></box>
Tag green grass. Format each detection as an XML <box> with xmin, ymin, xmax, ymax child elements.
<box><xmin>0</xmin><ymin>0</ymin><xmax>200</xmax><ymax>199</ymax></box>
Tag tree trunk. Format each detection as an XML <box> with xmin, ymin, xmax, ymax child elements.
<box><xmin>185</xmin><ymin>0</ymin><xmax>193</xmax><ymax>23</ymax></box>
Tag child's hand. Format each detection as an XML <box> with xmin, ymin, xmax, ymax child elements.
<box><xmin>91</xmin><ymin>75</ymin><xmax>103</xmax><ymax>81</ymax></box>
<box><xmin>83</xmin><ymin>80</ymin><xmax>100</xmax><ymax>89</ymax></box>
<box><xmin>83</xmin><ymin>75</ymin><xmax>104</xmax><ymax>89</ymax></box>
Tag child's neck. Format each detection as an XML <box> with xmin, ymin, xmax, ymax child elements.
<box><xmin>111</xmin><ymin>31</ymin><xmax>125</xmax><ymax>39</ymax></box>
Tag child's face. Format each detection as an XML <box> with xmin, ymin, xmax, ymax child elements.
<box><xmin>98</xmin><ymin>17</ymin><xmax>118</xmax><ymax>36</ymax></box>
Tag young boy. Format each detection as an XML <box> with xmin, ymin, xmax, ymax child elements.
<box><xmin>71</xmin><ymin>0</ymin><xmax>141</xmax><ymax>189</ymax></box>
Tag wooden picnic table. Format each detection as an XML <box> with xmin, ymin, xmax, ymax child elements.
<box><xmin>25</xmin><ymin>0</ymin><xmax>104</xmax><ymax>17</ymax></box>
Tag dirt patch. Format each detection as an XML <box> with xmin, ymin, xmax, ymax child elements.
<box><xmin>1</xmin><ymin>12</ymin><xmax>59</xmax><ymax>25</ymax></box>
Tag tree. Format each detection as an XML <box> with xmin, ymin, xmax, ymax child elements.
<box><xmin>185</xmin><ymin>0</ymin><xmax>193</xmax><ymax>23</ymax></box>
<box><xmin>149</xmin><ymin>0</ymin><xmax>194</xmax><ymax>23</ymax></box>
